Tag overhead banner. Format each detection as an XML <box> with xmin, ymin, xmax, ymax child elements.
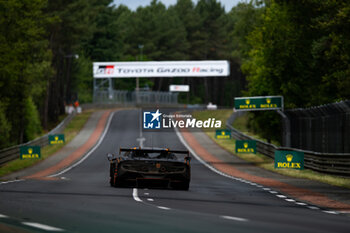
<box><xmin>93</xmin><ymin>61</ymin><xmax>230</xmax><ymax>78</ymax></box>
<box><xmin>169</xmin><ymin>85</ymin><xmax>190</xmax><ymax>92</ymax></box>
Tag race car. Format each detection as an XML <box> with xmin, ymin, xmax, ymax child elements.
<box><xmin>107</xmin><ymin>147</ymin><xmax>191</xmax><ymax>190</ymax></box>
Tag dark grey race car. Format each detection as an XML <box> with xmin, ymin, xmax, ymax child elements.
<box><xmin>107</xmin><ymin>147</ymin><xmax>191</xmax><ymax>190</ymax></box>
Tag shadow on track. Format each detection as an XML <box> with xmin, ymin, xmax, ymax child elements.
<box><xmin>0</xmin><ymin>189</ymin><xmax>299</xmax><ymax>209</ymax></box>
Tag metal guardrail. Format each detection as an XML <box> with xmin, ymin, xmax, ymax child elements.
<box><xmin>226</xmin><ymin>112</ymin><xmax>350</xmax><ymax>176</ymax></box>
<box><xmin>0</xmin><ymin>113</ymin><xmax>75</xmax><ymax>166</ymax></box>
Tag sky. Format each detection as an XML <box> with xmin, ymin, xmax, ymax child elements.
<box><xmin>113</xmin><ymin>0</ymin><xmax>244</xmax><ymax>12</ymax></box>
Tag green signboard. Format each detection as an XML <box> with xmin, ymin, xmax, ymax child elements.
<box><xmin>235</xmin><ymin>140</ymin><xmax>256</xmax><ymax>154</ymax></box>
<box><xmin>215</xmin><ymin>129</ymin><xmax>231</xmax><ymax>139</ymax></box>
<box><xmin>20</xmin><ymin>146</ymin><xmax>41</xmax><ymax>159</ymax></box>
<box><xmin>274</xmin><ymin>150</ymin><xmax>304</xmax><ymax>170</ymax></box>
<box><xmin>49</xmin><ymin>134</ymin><xmax>65</xmax><ymax>145</ymax></box>
<box><xmin>234</xmin><ymin>96</ymin><xmax>283</xmax><ymax>111</ymax></box>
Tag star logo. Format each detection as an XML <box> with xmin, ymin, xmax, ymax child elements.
<box><xmin>150</xmin><ymin>109</ymin><xmax>162</xmax><ymax>123</ymax></box>
<box><xmin>143</xmin><ymin>109</ymin><xmax>162</xmax><ymax>129</ymax></box>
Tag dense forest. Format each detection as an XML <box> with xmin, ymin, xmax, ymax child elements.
<box><xmin>0</xmin><ymin>0</ymin><xmax>349</xmax><ymax>148</ymax></box>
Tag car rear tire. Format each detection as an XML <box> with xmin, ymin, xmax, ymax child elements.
<box><xmin>173</xmin><ymin>181</ymin><xmax>189</xmax><ymax>190</ymax></box>
<box><xmin>181</xmin><ymin>182</ymin><xmax>189</xmax><ymax>190</ymax></box>
<box><xmin>110</xmin><ymin>176</ymin><xmax>115</xmax><ymax>187</ymax></box>
<box><xmin>110</xmin><ymin>172</ymin><xmax>120</xmax><ymax>187</ymax></box>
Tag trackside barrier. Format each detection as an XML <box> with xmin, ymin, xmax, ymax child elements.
<box><xmin>0</xmin><ymin>113</ymin><xmax>75</xmax><ymax>166</ymax></box>
<box><xmin>226</xmin><ymin>112</ymin><xmax>350</xmax><ymax>177</ymax></box>
<box><xmin>93</xmin><ymin>90</ymin><xmax>179</xmax><ymax>105</ymax></box>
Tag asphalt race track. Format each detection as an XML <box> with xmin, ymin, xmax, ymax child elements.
<box><xmin>0</xmin><ymin>110</ymin><xmax>349</xmax><ymax>232</ymax></box>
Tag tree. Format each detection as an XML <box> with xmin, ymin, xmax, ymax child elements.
<box><xmin>46</xmin><ymin>0</ymin><xmax>112</xmax><ymax>124</ymax></box>
<box><xmin>311</xmin><ymin>0</ymin><xmax>350</xmax><ymax>102</ymax></box>
<box><xmin>241</xmin><ymin>0</ymin><xmax>350</xmax><ymax>143</ymax></box>
<box><xmin>227</xmin><ymin>1</ymin><xmax>264</xmax><ymax>64</ymax></box>
<box><xmin>87</xmin><ymin>5</ymin><xmax>130</xmax><ymax>61</ymax></box>
<box><xmin>192</xmin><ymin>0</ymin><xmax>230</xmax><ymax>104</ymax></box>
<box><xmin>0</xmin><ymin>0</ymin><xmax>51</xmax><ymax>145</ymax></box>
<box><xmin>120</xmin><ymin>0</ymin><xmax>189</xmax><ymax>91</ymax></box>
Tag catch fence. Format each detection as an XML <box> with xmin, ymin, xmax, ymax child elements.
<box><xmin>285</xmin><ymin>100</ymin><xmax>350</xmax><ymax>153</ymax></box>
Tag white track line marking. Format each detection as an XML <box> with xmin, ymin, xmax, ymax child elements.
<box><xmin>22</xmin><ymin>222</ymin><xmax>64</xmax><ymax>231</ymax></box>
<box><xmin>144</xmin><ymin>193</ymin><xmax>149</xmax><ymax>195</ymax></box>
<box><xmin>285</xmin><ymin>199</ymin><xmax>296</xmax><ymax>202</ymax></box>
<box><xmin>276</xmin><ymin>195</ymin><xmax>287</xmax><ymax>198</ymax></box>
<box><xmin>308</xmin><ymin>206</ymin><xmax>320</xmax><ymax>210</ymax></box>
<box><xmin>0</xmin><ymin>179</ymin><xmax>24</xmax><ymax>185</ymax></box>
<box><xmin>49</xmin><ymin>111</ymin><xmax>115</xmax><ymax>177</ymax></box>
<box><xmin>133</xmin><ymin>189</ymin><xmax>169</xmax><ymax>210</ymax></box>
<box><xmin>0</xmin><ymin>214</ymin><xmax>9</xmax><ymax>218</ymax></box>
<box><xmin>157</xmin><ymin>206</ymin><xmax>171</xmax><ymax>210</ymax></box>
<box><xmin>134</xmin><ymin>189</ymin><xmax>169</xmax><ymax>210</ymax></box>
<box><xmin>133</xmin><ymin>188</ymin><xmax>143</xmax><ymax>202</ymax></box>
<box><xmin>269</xmin><ymin>191</ymin><xmax>278</xmax><ymax>194</ymax></box>
<box><xmin>221</xmin><ymin>215</ymin><xmax>248</xmax><ymax>222</ymax></box>
<box><xmin>296</xmin><ymin>202</ymin><xmax>307</xmax><ymax>206</ymax></box>
<box><xmin>263</xmin><ymin>188</ymin><xmax>270</xmax><ymax>191</ymax></box>
<box><xmin>323</xmin><ymin>210</ymin><xmax>338</xmax><ymax>214</ymax></box>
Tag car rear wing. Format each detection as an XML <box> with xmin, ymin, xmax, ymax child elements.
<box><xmin>119</xmin><ymin>148</ymin><xmax>190</xmax><ymax>159</ymax></box>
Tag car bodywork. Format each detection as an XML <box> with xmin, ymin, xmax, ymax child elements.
<box><xmin>108</xmin><ymin>148</ymin><xmax>191</xmax><ymax>190</ymax></box>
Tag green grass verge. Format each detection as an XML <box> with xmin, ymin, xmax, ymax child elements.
<box><xmin>192</xmin><ymin>109</ymin><xmax>232</xmax><ymax>128</ymax></box>
<box><xmin>0</xmin><ymin>110</ymin><xmax>94</xmax><ymax>178</ymax></box>
<box><xmin>232</xmin><ymin>112</ymin><xmax>280</xmax><ymax>146</ymax></box>
<box><xmin>193</xmin><ymin>109</ymin><xmax>350</xmax><ymax>189</ymax></box>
